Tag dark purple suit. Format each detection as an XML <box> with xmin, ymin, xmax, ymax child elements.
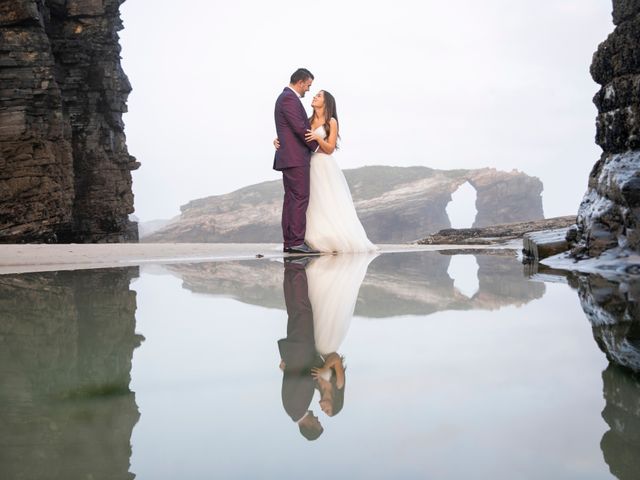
<box><xmin>273</xmin><ymin>87</ymin><xmax>319</xmax><ymax>249</ymax></box>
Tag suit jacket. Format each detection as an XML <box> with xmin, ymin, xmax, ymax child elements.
<box><xmin>273</xmin><ymin>87</ymin><xmax>319</xmax><ymax>171</ymax></box>
<box><xmin>278</xmin><ymin>260</ymin><xmax>322</xmax><ymax>422</ymax></box>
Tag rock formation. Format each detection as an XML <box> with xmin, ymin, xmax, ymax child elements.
<box><xmin>146</xmin><ymin>166</ymin><xmax>544</xmax><ymax>244</ymax></box>
<box><xmin>419</xmin><ymin>215</ymin><xmax>575</xmax><ymax>246</ymax></box>
<box><xmin>569</xmin><ymin>0</ymin><xmax>640</xmax><ymax>257</ymax></box>
<box><xmin>0</xmin><ymin>267</ymin><xmax>142</xmax><ymax>478</ymax></box>
<box><xmin>0</xmin><ymin>0</ymin><xmax>138</xmax><ymax>243</ymax></box>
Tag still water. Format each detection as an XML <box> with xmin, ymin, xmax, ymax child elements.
<box><xmin>0</xmin><ymin>251</ymin><xmax>638</xmax><ymax>479</ymax></box>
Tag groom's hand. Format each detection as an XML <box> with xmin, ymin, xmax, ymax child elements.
<box><xmin>305</xmin><ymin>129</ymin><xmax>319</xmax><ymax>143</ymax></box>
<box><xmin>273</xmin><ymin>138</ymin><xmax>280</xmax><ymax>150</ymax></box>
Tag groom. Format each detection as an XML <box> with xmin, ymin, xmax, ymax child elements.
<box><xmin>273</xmin><ymin>68</ymin><xmax>320</xmax><ymax>254</ymax></box>
<box><xmin>278</xmin><ymin>256</ymin><xmax>324</xmax><ymax>440</ymax></box>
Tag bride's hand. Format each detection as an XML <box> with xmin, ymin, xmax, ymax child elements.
<box><xmin>305</xmin><ymin>129</ymin><xmax>320</xmax><ymax>143</ymax></box>
<box><xmin>273</xmin><ymin>138</ymin><xmax>280</xmax><ymax>150</ymax></box>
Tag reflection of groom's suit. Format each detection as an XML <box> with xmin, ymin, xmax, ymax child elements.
<box><xmin>273</xmin><ymin>87</ymin><xmax>319</xmax><ymax>249</ymax></box>
<box><xmin>278</xmin><ymin>259</ymin><xmax>322</xmax><ymax>422</ymax></box>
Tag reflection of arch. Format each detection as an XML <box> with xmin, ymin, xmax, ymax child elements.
<box><xmin>167</xmin><ymin>251</ymin><xmax>546</xmax><ymax>318</ymax></box>
<box><xmin>446</xmin><ymin>181</ymin><xmax>477</xmax><ymax>228</ymax></box>
<box><xmin>447</xmin><ymin>254</ymin><xmax>479</xmax><ymax>298</ymax></box>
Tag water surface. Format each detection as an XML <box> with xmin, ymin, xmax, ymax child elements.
<box><xmin>1</xmin><ymin>251</ymin><xmax>638</xmax><ymax>479</ymax></box>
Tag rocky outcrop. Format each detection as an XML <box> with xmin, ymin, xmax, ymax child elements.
<box><xmin>419</xmin><ymin>215</ymin><xmax>575</xmax><ymax>246</ymax></box>
<box><xmin>0</xmin><ymin>0</ymin><xmax>138</xmax><ymax>243</ymax></box>
<box><xmin>569</xmin><ymin>0</ymin><xmax>640</xmax><ymax>257</ymax></box>
<box><xmin>0</xmin><ymin>267</ymin><xmax>142</xmax><ymax>478</ymax></box>
<box><xmin>146</xmin><ymin>166</ymin><xmax>544</xmax><ymax>243</ymax></box>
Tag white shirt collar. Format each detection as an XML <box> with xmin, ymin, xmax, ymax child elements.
<box><xmin>296</xmin><ymin>411</ymin><xmax>310</xmax><ymax>423</ymax></box>
<box><xmin>287</xmin><ymin>86</ymin><xmax>301</xmax><ymax>98</ymax></box>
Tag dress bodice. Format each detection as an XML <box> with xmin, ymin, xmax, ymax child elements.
<box><xmin>304</xmin><ymin>122</ymin><xmax>378</xmax><ymax>254</ymax></box>
<box><xmin>313</xmin><ymin>125</ymin><xmax>326</xmax><ymax>138</ymax></box>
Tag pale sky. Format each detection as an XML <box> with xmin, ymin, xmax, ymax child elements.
<box><xmin>119</xmin><ymin>0</ymin><xmax>614</xmax><ymax>222</ymax></box>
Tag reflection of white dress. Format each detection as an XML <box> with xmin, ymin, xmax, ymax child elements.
<box><xmin>306</xmin><ymin>126</ymin><xmax>377</xmax><ymax>253</ymax></box>
<box><xmin>306</xmin><ymin>253</ymin><xmax>378</xmax><ymax>356</ymax></box>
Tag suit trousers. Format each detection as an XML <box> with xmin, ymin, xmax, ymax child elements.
<box><xmin>281</xmin><ymin>165</ymin><xmax>310</xmax><ymax>248</ymax></box>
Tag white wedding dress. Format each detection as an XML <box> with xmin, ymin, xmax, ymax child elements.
<box><xmin>306</xmin><ymin>253</ymin><xmax>379</xmax><ymax>356</ymax></box>
<box><xmin>305</xmin><ymin>126</ymin><xmax>377</xmax><ymax>253</ymax></box>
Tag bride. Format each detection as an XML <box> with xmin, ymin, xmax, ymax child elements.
<box><xmin>275</xmin><ymin>90</ymin><xmax>377</xmax><ymax>253</ymax></box>
<box><xmin>308</xmin><ymin>253</ymin><xmax>378</xmax><ymax>417</ymax></box>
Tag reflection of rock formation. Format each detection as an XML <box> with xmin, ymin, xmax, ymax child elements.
<box><xmin>600</xmin><ymin>364</ymin><xmax>640</xmax><ymax>480</ymax></box>
<box><xmin>359</xmin><ymin>252</ymin><xmax>545</xmax><ymax>317</ymax></box>
<box><xmin>568</xmin><ymin>271</ymin><xmax>640</xmax><ymax>479</ymax></box>
<box><xmin>0</xmin><ymin>1</ymin><xmax>138</xmax><ymax>243</ymax></box>
<box><xmin>569</xmin><ymin>1</ymin><xmax>640</xmax><ymax>257</ymax></box>
<box><xmin>167</xmin><ymin>252</ymin><xmax>545</xmax><ymax>318</ymax></box>
<box><xmin>146</xmin><ymin>166</ymin><xmax>543</xmax><ymax>243</ymax></box>
<box><xmin>177</xmin><ymin>260</ymin><xmax>285</xmax><ymax>310</ymax></box>
<box><xmin>572</xmin><ymin>274</ymin><xmax>640</xmax><ymax>372</ymax></box>
<box><xmin>0</xmin><ymin>267</ymin><xmax>142</xmax><ymax>479</ymax></box>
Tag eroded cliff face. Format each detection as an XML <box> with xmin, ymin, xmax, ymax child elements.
<box><xmin>569</xmin><ymin>0</ymin><xmax>640</xmax><ymax>257</ymax></box>
<box><xmin>0</xmin><ymin>0</ymin><xmax>138</xmax><ymax>243</ymax></box>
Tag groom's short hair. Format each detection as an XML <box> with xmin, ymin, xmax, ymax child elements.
<box><xmin>290</xmin><ymin>68</ymin><xmax>314</xmax><ymax>85</ymax></box>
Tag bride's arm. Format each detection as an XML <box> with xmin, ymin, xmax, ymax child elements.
<box><xmin>324</xmin><ymin>353</ymin><xmax>345</xmax><ymax>389</ymax></box>
<box><xmin>305</xmin><ymin>118</ymin><xmax>338</xmax><ymax>154</ymax></box>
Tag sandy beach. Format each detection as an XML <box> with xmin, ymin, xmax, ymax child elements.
<box><xmin>0</xmin><ymin>241</ymin><xmax>521</xmax><ymax>275</ymax></box>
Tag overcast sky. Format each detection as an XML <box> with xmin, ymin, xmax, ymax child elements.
<box><xmin>119</xmin><ymin>0</ymin><xmax>614</xmax><ymax>222</ymax></box>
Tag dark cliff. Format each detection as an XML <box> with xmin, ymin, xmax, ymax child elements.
<box><xmin>0</xmin><ymin>0</ymin><xmax>138</xmax><ymax>243</ymax></box>
<box><xmin>569</xmin><ymin>0</ymin><xmax>640</xmax><ymax>256</ymax></box>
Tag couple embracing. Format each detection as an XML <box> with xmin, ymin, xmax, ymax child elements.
<box><xmin>273</xmin><ymin>68</ymin><xmax>377</xmax><ymax>254</ymax></box>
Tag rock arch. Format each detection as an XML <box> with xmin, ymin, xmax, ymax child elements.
<box><xmin>147</xmin><ymin>166</ymin><xmax>545</xmax><ymax>243</ymax></box>
<box><xmin>447</xmin><ymin>181</ymin><xmax>478</xmax><ymax>228</ymax></box>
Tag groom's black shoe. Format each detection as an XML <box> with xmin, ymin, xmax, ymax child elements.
<box><xmin>285</xmin><ymin>243</ymin><xmax>320</xmax><ymax>255</ymax></box>
<box><xmin>284</xmin><ymin>254</ymin><xmax>315</xmax><ymax>267</ymax></box>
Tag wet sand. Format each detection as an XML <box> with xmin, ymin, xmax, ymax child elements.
<box><xmin>0</xmin><ymin>241</ymin><xmax>520</xmax><ymax>274</ymax></box>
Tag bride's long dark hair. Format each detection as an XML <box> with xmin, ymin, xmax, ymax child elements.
<box><xmin>310</xmin><ymin>90</ymin><xmax>340</xmax><ymax>149</ymax></box>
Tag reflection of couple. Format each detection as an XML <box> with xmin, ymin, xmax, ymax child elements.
<box><xmin>273</xmin><ymin>68</ymin><xmax>377</xmax><ymax>254</ymax></box>
<box><xmin>277</xmin><ymin>253</ymin><xmax>376</xmax><ymax>440</ymax></box>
